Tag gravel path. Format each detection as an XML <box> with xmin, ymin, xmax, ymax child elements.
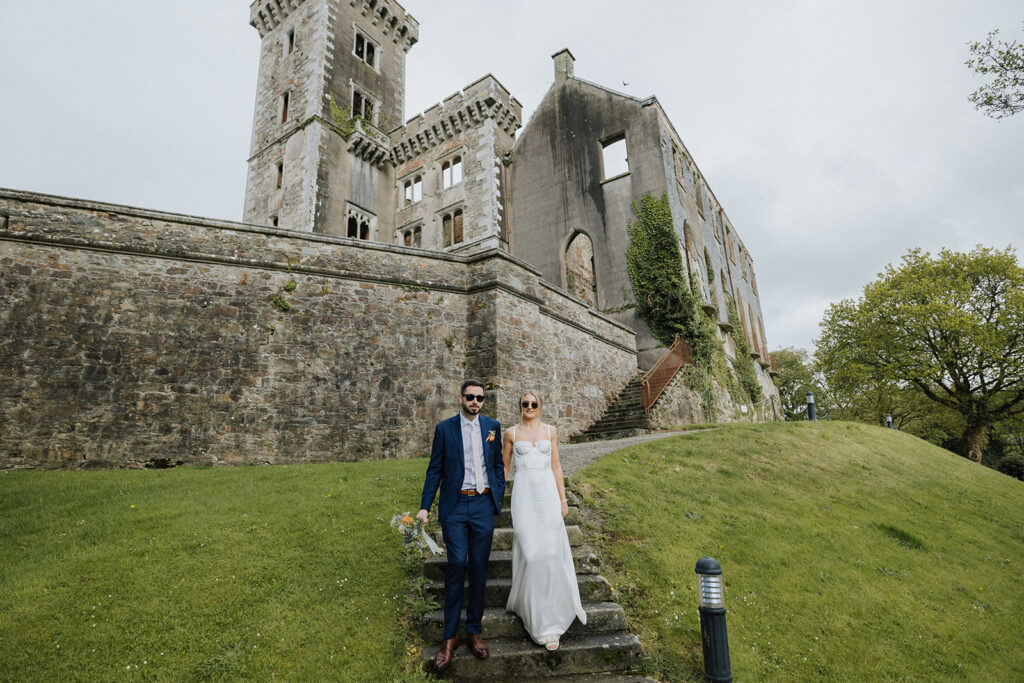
<box><xmin>557</xmin><ymin>429</ymin><xmax>711</xmax><ymax>477</ymax></box>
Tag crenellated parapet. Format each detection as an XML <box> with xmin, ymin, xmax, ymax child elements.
<box><xmin>390</xmin><ymin>75</ymin><xmax>522</xmax><ymax>165</ymax></box>
<box><xmin>249</xmin><ymin>0</ymin><xmax>308</xmax><ymax>37</ymax></box>
<box><xmin>348</xmin><ymin>0</ymin><xmax>419</xmax><ymax>52</ymax></box>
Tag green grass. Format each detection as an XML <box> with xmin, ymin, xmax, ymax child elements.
<box><xmin>576</xmin><ymin>421</ymin><xmax>1024</xmax><ymax>681</ymax></box>
<box><xmin>0</xmin><ymin>460</ymin><xmax>432</xmax><ymax>682</ymax></box>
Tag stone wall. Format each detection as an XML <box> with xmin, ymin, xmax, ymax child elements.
<box><xmin>0</xmin><ymin>189</ymin><xmax>635</xmax><ymax>469</ymax></box>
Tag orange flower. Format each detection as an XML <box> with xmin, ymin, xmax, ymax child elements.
<box><xmin>402</xmin><ymin>515</ymin><xmax>414</xmax><ymax>525</ymax></box>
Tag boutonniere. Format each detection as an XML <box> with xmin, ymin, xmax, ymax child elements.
<box><xmin>487</xmin><ymin>430</ymin><xmax>496</xmax><ymax>443</ymax></box>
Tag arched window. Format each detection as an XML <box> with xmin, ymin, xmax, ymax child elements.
<box><xmin>441</xmin><ymin>209</ymin><xmax>464</xmax><ymax>247</ymax></box>
<box><xmin>442</xmin><ymin>156</ymin><xmax>462</xmax><ymax>189</ymax></box>
<box><xmin>360</xmin><ymin>220</ymin><xmax>369</xmax><ymax>241</ymax></box>
<box><xmin>347</xmin><ymin>216</ymin><xmax>358</xmax><ymax>238</ymax></box>
<box><xmin>565</xmin><ymin>232</ymin><xmax>597</xmax><ymax>307</ymax></box>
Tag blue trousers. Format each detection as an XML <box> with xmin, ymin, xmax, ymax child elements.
<box><xmin>441</xmin><ymin>493</ymin><xmax>495</xmax><ymax>639</ymax></box>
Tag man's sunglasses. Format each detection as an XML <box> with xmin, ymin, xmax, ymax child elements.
<box><xmin>521</xmin><ymin>401</ymin><xmax>539</xmax><ymax>409</ymax></box>
<box><xmin>462</xmin><ymin>394</ymin><xmax>486</xmax><ymax>403</ymax></box>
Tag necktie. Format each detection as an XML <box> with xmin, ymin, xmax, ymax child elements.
<box><xmin>472</xmin><ymin>423</ymin><xmax>485</xmax><ymax>493</ymax></box>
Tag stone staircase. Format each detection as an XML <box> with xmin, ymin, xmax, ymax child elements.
<box><xmin>420</xmin><ymin>486</ymin><xmax>655</xmax><ymax>681</ymax></box>
<box><xmin>572</xmin><ymin>376</ymin><xmax>650</xmax><ymax>443</ymax></box>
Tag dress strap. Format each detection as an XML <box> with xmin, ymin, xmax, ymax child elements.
<box><xmin>547</xmin><ymin>424</ymin><xmax>551</xmax><ymax>440</ymax></box>
<box><xmin>512</xmin><ymin>425</ymin><xmax>516</xmax><ymax>441</ymax></box>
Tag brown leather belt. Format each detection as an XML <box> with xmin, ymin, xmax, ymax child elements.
<box><xmin>460</xmin><ymin>488</ymin><xmax>491</xmax><ymax>496</ymax></box>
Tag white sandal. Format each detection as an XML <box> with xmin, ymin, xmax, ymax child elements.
<box><xmin>545</xmin><ymin>637</ymin><xmax>559</xmax><ymax>651</ymax></box>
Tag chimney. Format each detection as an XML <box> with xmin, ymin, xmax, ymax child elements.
<box><xmin>552</xmin><ymin>48</ymin><xmax>575</xmax><ymax>84</ymax></box>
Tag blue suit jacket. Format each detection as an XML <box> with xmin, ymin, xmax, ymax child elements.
<box><xmin>420</xmin><ymin>413</ymin><xmax>505</xmax><ymax>524</ymax></box>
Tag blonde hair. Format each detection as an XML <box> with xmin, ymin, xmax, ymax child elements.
<box><xmin>518</xmin><ymin>390</ymin><xmax>543</xmax><ymax>418</ymax></box>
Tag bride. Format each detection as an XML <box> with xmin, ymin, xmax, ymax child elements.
<box><xmin>501</xmin><ymin>390</ymin><xmax>587</xmax><ymax>650</ymax></box>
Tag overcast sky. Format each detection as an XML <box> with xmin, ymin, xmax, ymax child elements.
<box><xmin>1</xmin><ymin>1</ymin><xmax>1021</xmax><ymax>354</ymax></box>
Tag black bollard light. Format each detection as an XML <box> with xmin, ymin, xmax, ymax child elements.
<box><xmin>886</xmin><ymin>413</ymin><xmax>893</xmax><ymax>429</ymax></box>
<box><xmin>695</xmin><ymin>556</ymin><xmax>732</xmax><ymax>682</ymax></box>
<box><xmin>806</xmin><ymin>391</ymin><xmax>817</xmax><ymax>422</ymax></box>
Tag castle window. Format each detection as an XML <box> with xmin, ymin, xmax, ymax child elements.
<box><xmin>270</xmin><ymin>215</ymin><xmax>279</xmax><ymax>227</ymax></box>
<box><xmin>353</xmin><ymin>27</ymin><xmax>378</xmax><ymax>70</ymax></box>
<box><xmin>346</xmin><ymin>203</ymin><xmax>375</xmax><ymax>241</ymax></box>
<box><xmin>281</xmin><ymin>92</ymin><xmax>289</xmax><ymax>124</ymax></box>
<box><xmin>442</xmin><ymin>156</ymin><xmax>462</xmax><ymax>189</ymax></box>
<box><xmin>402</xmin><ymin>175</ymin><xmax>422</xmax><ymax>206</ymax></box>
<box><xmin>276</xmin><ymin>162</ymin><xmax>283</xmax><ymax>189</ymax></box>
<box><xmin>413</xmin><ymin>226</ymin><xmax>421</xmax><ymax>247</ymax></box>
<box><xmin>442</xmin><ymin>208</ymin><xmax>464</xmax><ymax>248</ymax></box>
<box><xmin>695</xmin><ymin>178</ymin><xmax>706</xmax><ymax>217</ymax></box>
<box><xmin>352</xmin><ymin>88</ymin><xmax>375</xmax><ymax>123</ymax></box>
<box><xmin>403</xmin><ymin>231</ymin><xmax>412</xmax><ymax>246</ymax></box>
<box><xmin>601</xmin><ymin>135</ymin><xmax>629</xmax><ymax>180</ymax></box>
<box><xmin>283</xmin><ymin>28</ymin><xmax>295</xmax><ymax>57</ymax></box>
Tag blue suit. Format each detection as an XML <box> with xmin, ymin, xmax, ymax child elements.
<box><xmin>420</xmin><ymin>413</ymin><xmax>505</xmax><ymax>639</ymax></box>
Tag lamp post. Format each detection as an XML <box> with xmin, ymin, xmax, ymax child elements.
<box><xmin>806</xmin><ymin>391</ymin><xmax>817</xmax><ymax>422</ymax></box>
<box><xmin>695</xmin><ymin>556</ymin><xmax>732</xmax><ymax>682</ymax></box>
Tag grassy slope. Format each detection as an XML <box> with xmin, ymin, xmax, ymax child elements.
<box><xmin>0</xmin><ymin>460</ymin><xmax>428</xmax><ymax>682</ymax></box>
<box><xmin>576</xmin><ymin>421</ymin><xmax>1024</xmax><ymax>681</ymax></box>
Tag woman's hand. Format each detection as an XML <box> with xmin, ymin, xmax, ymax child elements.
<box><xmin>561</xmin><ymin>498</ymin><xmax>568</xmax><ymax>518</ymax></box>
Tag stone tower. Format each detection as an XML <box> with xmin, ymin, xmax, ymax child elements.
<box><xmin>243</xmin><ymin>0</ymin><xmax>418</xmax><ymax>237</ymax></box>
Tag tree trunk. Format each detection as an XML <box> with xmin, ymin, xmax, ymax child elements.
<box><xmin>961</xmin><ymin>423</ymin><xmax>985</xmax><ymax>463</ymax></box>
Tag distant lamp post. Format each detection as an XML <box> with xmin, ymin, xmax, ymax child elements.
<box><xmin>886</xmin><ymin>413</ymin><xmax>893</xmax><ymax>429</ymax></box>
<box><xmin>695</xmin><ymin>556</ymin><xmax>732</xmax><ymax>682</ymax></box>
<box><xmin>806</xmin><ymin>391</ymin><xmax>817</xmax><ymax>422</ymax></box>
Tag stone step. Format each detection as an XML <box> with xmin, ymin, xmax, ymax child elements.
<box><xmin>493</xmin><ymin>525</ymin><xmax>584</xmax><ymax>550</ymax></box>
<box><xmin>418</xmin><ymin>601</ymin><xmax>627</xmax><ymax>641</ymax></box>
<box><xmin>424</xmin><ymin>574</ymin><xmax>613</xmax><ymax>608</ymax></box>
<box><xmin>496</xmin><ymin>506</ymin><xmax>578</xmax><ymax>527</ymax></box>
<box><xmin>504</xmin><ymin>489</ymin><xmax>580</xmax><ymax>506</ymax></box>
<box><xmin>423</xmin><ymin>548</ymin><xmax>602</xmax><ymax>581</ymax></box>
<box><xmin>422</xmin><ymin>631</ymin><xmax>645</xmax><ymax>680</ymax></box>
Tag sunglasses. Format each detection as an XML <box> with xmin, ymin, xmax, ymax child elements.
<box><xmin>462</xmin><ymin>394</ymin><xmax>486</xmax><ymax>403</ymax></box>
<box><xmin>521</xmin><ymin>401</ymin><xmax>539</xmax><ymax>409</ymax></box>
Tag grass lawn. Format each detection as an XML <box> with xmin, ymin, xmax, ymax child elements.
<box><xmin>0</xmin><ymin>459</ymin><xmax>432</xmax><ymax>682</ymax></box>
<box><xmin>576</xmin><ymin>421</ymin><xmax>1024</xmax><ymax>681</ymax></box>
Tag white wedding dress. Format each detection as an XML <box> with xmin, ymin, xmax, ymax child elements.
<box><xmin>505</xmin><ymin>427</ymin><xmax>587</xmax><ymax>645</ymax></box>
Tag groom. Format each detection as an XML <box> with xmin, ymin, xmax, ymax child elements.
<box><xmin>417</xmin><ymin>379</ymin><xmax>505</xmax><ymax>672</ymax></box>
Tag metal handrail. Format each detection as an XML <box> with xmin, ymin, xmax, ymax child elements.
<box><xmin>640</xmin><ymin>333</ymin><xmax>694</xmax><ymax>413</ymax></box>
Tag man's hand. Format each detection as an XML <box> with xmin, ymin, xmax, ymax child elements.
<box><xmin>416</xmin><ymin>509</ymin><xmax>429</xmax><ymax>525</ymax></box>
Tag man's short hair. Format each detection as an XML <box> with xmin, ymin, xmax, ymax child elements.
<box><xmin>461</xmin><ymin>379</ymin><xmax>485</xmax><ymax>395</ymax></box>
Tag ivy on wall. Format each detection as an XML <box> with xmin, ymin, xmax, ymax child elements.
<box><xmin>727</xmin><ymin>294</ymin><xmax>763</xmax><ymax>403</ymax></box>
<box><xmin>625</xmin><ymin>193</ymin><xmax>716</xmax><ymax>369</ymax></box>
<box><xmin>625</xmin><ymin>192</ymin><xmax>765</xmax><ymax>416</ymax></box>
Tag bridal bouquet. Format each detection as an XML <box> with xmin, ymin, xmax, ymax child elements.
<box><xmin>390</xmin><ymin>512</ymin><xmax>443</xmax><ymax>556</ymax></box>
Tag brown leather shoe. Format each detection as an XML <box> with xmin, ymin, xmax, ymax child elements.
<box><xmin>467</xmin><ymin>633</ymin><xmax>489</xmax><ymax>659</ymax></box>
<box><xmin>434</xmin><ymin>636</ymin><xmax>459</xmax><ymax>671</ymax></box>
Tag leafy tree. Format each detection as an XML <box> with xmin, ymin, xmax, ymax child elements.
<box><xmin>770</xmin><ymin>347</ymin><xmax>823</xmax><ymax>420</ymax></box>
<box><xmin>816</xmin><ymin>246</ymin><xmax>1024</xmax><ymax>463</ymax></box>
<box><xmin>966</xmin><ymin>24</ymin><xmax>1024</xmax><ymax>119</ymax></box>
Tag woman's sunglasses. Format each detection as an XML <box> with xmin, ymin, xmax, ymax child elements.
<box><xmin>521</xmin><ymin>401</ymin><xmax>539</xmax><ymax>409</ymax></box>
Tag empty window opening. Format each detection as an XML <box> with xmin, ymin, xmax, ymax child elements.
<box><xmin>270</xmin><ymin>215</ymin><xmax>279</xmax><ymax>227</ymax></box>
<box><xmin>402</xmin><ymin>175</ymin><xmax>423</xmax><ymax>206</ymax></box>
<box><xmin>360</xmin><ymin>220</ymin><xmax>370</xmax><ymax>240</ymax></box>
<box><xmin>352</xmin><ymin>88</ymin><xmax>375</xmax><ymax>123</ymax></box>
<box><xmin>413</xmin><ymin>226</ymin><xmax>421</xmax><ymax>247</ymax></box>
<box><xmin>276</xmin><ymin>162</ymin><xmax>283</xmax><ymax>189</ymax></box>
<box><xmin>442</xmin><ymin>209</ymin><xmax>464</xmax><ymax>247</ymax></box>
<box><xmin>287</xmin><ymin>28</ymin><xmax>295</xmax><ymax>54</ymax></box>
<box><xmin>403</xmin><ymin>231</ymin><xmax>412</xmax><ymax>246</ymax></box>
<box><xmin>601</xmin><ymin>136</ymin><xmax>629</xmax><ymax>180</ymax></box>
<box><xmin>347</xmin><ymin>216</ymin><xmax>358</xmax><ymax>238</ymax></box>
<box><xmin>442</xmin><ymin>156</ymin><xmax>462</xmax><ymax>189</ymax></box>
<box><xmin>354</xmin><ymin>28</ymin><xmax>377</xmax><ymax>69</ymax></box>
<box><xmin>281</xmin><ymin>92</ymin><xmax>289</xmax><ymax>124</ymax></box>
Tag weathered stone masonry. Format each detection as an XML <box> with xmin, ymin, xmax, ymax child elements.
<box><xmin>0</xmin><ymin>189</ymin><xmax>636</xmax><ymax>469</ymax></box>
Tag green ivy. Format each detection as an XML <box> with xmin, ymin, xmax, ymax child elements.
<box><xmin>625</xmin><ymin>193</ymin><xmax>716</xmax><ymax>369</ymax></box>
<box><xmin>727</xmin><ymin>294</ymin><xmax>762</xmax><ymax>403</ymax></box>
<box><xmin>328</xmin><ymin>93</ymin><xmax>359</xmax><ymax>141</ymax></box>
